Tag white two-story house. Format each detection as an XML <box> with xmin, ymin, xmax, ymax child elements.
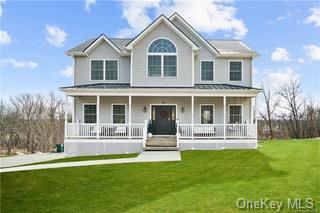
<box><xmin>60</xmin><ymin>13</ymin><xmax>261</xmax><ymax>156</ymax></box>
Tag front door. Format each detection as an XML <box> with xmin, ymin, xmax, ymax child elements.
<box><xmin>152</xmin><ymin>106</ymin><xmax>176</xmax><ymax>135</ymax></box>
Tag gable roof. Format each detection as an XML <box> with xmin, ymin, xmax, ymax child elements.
<box><xmin>126</xmin><ymin>14</ymin><xmax>199</xmax><ymax>51</ymax></box>
<box><xmin>66</xmin><ymin>34</ymin><xmax>124</xmax><ymax>56</ymax></box>
<box><xmin>65</xmin><ymin>13</ymin><xmax>258</xmax><ymax>57</ymax></box>
<box><xmin>169</xmin><ymin>12</ymin><xmax>220</xmax><ymax>54</ymax></box>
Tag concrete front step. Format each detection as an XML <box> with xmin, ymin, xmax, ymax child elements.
<box><xmin>146</xmin><ymin>137</ymin><xmax>177</xmax><ymax>147</ymax></box>
<box><xmin>144</xmin><ymin>147</ymin><xmax>179</xmax><ymax>151</ymax></box>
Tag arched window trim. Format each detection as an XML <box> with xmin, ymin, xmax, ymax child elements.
<box><xmin>146</xmin><ymin>37</ymin><xmax>178</xmax><ymax>78</ymax></box>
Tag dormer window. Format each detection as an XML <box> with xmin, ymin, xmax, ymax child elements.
<box><xmin>147</xmin><ymin>38</ymin><xmax>177</xmax><ymax>77</ymax></box>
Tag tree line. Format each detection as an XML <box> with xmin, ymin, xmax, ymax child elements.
<box><xmin>258</xmin><ymin>80</ymin><xmax>320</xmax><ymax>139</ymax></box>
<box><xmin>0</xmin><ymin>93</ymin><xmax>65</xmax><ymax>154</ymax></box>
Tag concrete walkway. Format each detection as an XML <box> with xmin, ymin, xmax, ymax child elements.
<box><xmin>0</xmin><ymin>153</ymin><xmax>65</xmax><ymax>168</ymax></box>
<box><xmin>0</xmin><ymin>151</ymin><xmax>181</xmax><ymax>173</ymax></box>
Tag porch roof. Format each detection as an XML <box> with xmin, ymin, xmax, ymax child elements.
<box><xmin>60</xmin><ymin>83</ymin><xmax>261</xmax><ymax>91</ymax></box>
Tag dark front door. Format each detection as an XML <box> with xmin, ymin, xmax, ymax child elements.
<box><xmin>152</xmin><ymin>106</ymin><xmax>176</xmax><ymax>135</ymax></box>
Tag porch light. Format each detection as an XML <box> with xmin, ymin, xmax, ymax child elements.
<box><xmin>143</xmin><ymin>106</ymin><xmax>147</xmax><ymax>113</ymax></box>
<box><xmin>181</xmin><ymin>106</ymin><xmax>185</xmax><ymax>113</ymax></box>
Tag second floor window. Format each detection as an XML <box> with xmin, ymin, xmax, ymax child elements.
<box><xmin>91</xmin><ymin>60</ymin><xmax>118</xmax><ymax>80</ymax></box>
<box><xmin>201</xmin><ymin>61</ymin><xmax>214</xmax><ymax>81</ymax></box>
<box><xmin>147</xmin><ymin>38</ymin><xmax>177</xmax><ymax>77</ymax></box>
<box><xmin>229</xmin><ymin>61</ymin><xmax>242</xmax><ymax>81</ymax></box>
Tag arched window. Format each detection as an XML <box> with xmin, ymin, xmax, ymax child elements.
<box><xmin>148</xmin><ymin>39</ymin><xmax>177</xmax><ymax>53</ymax></box>
<box><xmin>147</xmin><ymin>38</ymin><xmax>177</xmax><ymax>77</ymax></box>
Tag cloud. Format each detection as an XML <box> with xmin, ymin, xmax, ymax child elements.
<box><xmin>84</xmin><ymin>0</ymin><xmax>96</xmax><ymax>11</ymax></box>
<box><xmin>303</xmin><ymin>45</ymin><xmax>320</xmax><ymax>61</ymax></box>
<box><xmin>0</xmin><ymin>30</ymin><xmax>11</xmax><ymax>44</ymax></box>
<box><xmin>271</xmin><ymin>47</ymin><xmax>290</xmax><ymax>61</ymax></box>
<box><xmin>118</xmin><ymin>0</ymin><xmax>248</xmax><ymax>39</ymax></box>
<box><xmin>117</xmin><ymin>0</ymin><xmax>161</xmax><ymax>38</ymax></box>
<box><xmin>1</xmin><ymin>58</ymin><xmax>38</xmax><ymax>69</ymax></box>
<box><xmin>263</xmin><ymin>67</ymin><xmax>301</xmax><ymax>90</ymax></box>
<box><xmin>297</xmin><ymin>58</ymin><xmax>305</xmax><ymax>64</ymax></box>
<box><xmin>305</xmin><ymin>7</ymin><xmax>320</xmax><ymax>28</ymax></box>
<box><xmin>45</xmin><ymin>25</ymin><xmax>68</xmax><ymax>47</ymax></box>
<box><xmin>59</xmin><ymin>65</ymin><xmax>73</xmax><ymax>77</ymax></box>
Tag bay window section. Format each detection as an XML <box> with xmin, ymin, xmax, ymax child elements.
<box><xmin>91</xmin><ymin>60</ymin><xmax>104</xmax><ymax>80</ymax></box>
<box><xmin>201</xmin><ymin>61</ymin><xmax>214</xmax><ymax>81</ymax></box>
<box><xmin>112</xmin><ymin>104</ymin><xmax>126</xmax><ymax>124</ymax></box>
<box><xmin>105</xmin><ymin>60</ymin><xmax>118</xmax><ymax>80</ymax></box>
<box><xmin>84</xmin><ymin>104</ymin><xmax>97</xmax><ymax>123</ymax></box>
<box><xmin>229</xmin><ymin>105</ymin><xmax>242</xmax><ymax>124</ymax></box>
<box><xmin>229</xmin><ymin>61</ymin><xmax>242</xmax><ymax>81</ymax></box>
<box><xmin>148</xmin><ymin>56</ymin><xmax>161</xmax><ymax>77</ymax></box>
<box><xmin>163</xmin><ymin>55</ymin><xmax>177</xmax><ymax>77</ymax></box>
<box><xmin>201</xmin><ymin>105</ymin><xmax>214</xmax><ymax>124</ymax></box>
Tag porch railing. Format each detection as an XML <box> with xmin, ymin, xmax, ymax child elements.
<box><xmin>177</xmin><ymin>124</ymin><xmax>257</xmax><ymax>139</ymax></box>
<box><xmin>65</xmin><ymin>123</ymin><xmax>146</xmax><ymax>139</ymax></box>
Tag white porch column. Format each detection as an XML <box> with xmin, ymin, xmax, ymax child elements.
<box><xmin>191</xmin><ymin>96</ymin><xmax>194</xmax><ymax>139</ymax></box>
<box><xmin>72</xmin><ymin>97</ymin><xmax>75</xmax><ymax>123</ymax></box>
<box><xmin>129</xmin><ymin>95</ymin><xmax>132</xmax><ymax>139</ymax></box>
<box><xmin>96</xmin><ymin>95</ymin><xmax>100</xmax><ymax>139</ymax></box>
<box><xmin>64</xmin><ymin>95</ymin><xmax>68</xmax><ymax>139</ymax></box>
<box><xmin>254</xmin><ymin>97</ymin><xmax>257</xmax><ymax>139</ymax></box>
<box><xmin>223</xmin><ymin>96</ymin><xmax>226</xmax><ymax>139</ymax></box>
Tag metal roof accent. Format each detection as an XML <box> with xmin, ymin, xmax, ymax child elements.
<box><xmin>60</xmin><ymin>83</ymin><xmax>261</xmax><ymax>90</ymax></box>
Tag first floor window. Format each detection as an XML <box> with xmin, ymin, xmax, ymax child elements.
<box><xmin>105</xmin><ymin>60</ymin><xmax>118</xmax><ymax>80</ymax></box>
<box><xmin>113</xmin><ymin>105</ymin><xmax>126</xmax><ymax>123</ymax></box>
<box><xmin>148</xmin><ymin>55</ymin><xmax>161</xmax><ymax>77</ymax></box>
<box><xmin>91</xmin><ymin>60</ymin><xmax>104</xmax><ymax>80</ymax></box>
<box><xmin>84</xmin><ymin>104</ymin><xmax>96</xmax><ymax>123</ymax></box>
<box><xmin>229</xmin><ymin>105</ymin><xmax>242</xmax><ymax>123</ymax></box>
<box><xmin>229</xmin><ymin>61</ymin><xmax>242</xmax><ymax>81</ymax></box>
<box><xmin>201</xmin><ymin>105</ymin><xmax>214</xmax><ymax>124</ymax></box>
<box><xmin>163</xmin><ymin>55</ymin><xmax>177</xmax><ymax>77</ymax></box>
<box><xmin>201</xmin><ymin>61</ymin><xmax>214</xmax><ymax>81</ymax></box>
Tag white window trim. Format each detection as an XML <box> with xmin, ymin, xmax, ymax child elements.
<box><xmin>82</xmin><ymin>103</ymin><xmax>97</xmax><ymax>123</ymax></box>
<box><xmin>200</xmin><ymin>60</ymin><xmax>215</xmax><ymax>82</ymax></box>
<box><xmin>146</xmin><ymin>37</ymin><xmax>178</xmax><ymax>78</ymax></box>
<box><xmin>111</xmin><ymin>103</ymin><xmax>127</xmax><ymax>124</ymax></box>
<box><xmin>90</xmin><ymin>59</ymin><xmax>119</xmax><ymax>81</ymax></box>
<box><xmin>228</xmin><ymin>60</ymin><xmax>243</xmax><ymax>82</ymax></box>
<box><xmin>228</xmin><ymin>104</ymin><xmax>243</xmax><ymax>124</ymax></box>
<box><xmin>199</xmin><ymin>104</ymin><xmax>215</xmax><ymax>124</ymax></box>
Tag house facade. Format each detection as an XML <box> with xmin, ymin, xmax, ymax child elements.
<box><xmin>60</xmin><ymin>13</ymin><xmax>261</xmax><ymax>156</ymax></box>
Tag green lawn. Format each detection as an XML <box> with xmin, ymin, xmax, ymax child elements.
<box><xmin>28</xmin><ymin>153</ymin><xmax>139</xmax><ymax>165</ymax></box>
<box><xmin>1</xmin><ymin>139</ymin><xmax>319</xmax><ymax>212</ymax></box>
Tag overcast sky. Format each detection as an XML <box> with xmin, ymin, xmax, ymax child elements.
<box><xmin>1</xmin><ymin>0</ymin><xmax>319</xmax><ymax>101</ymax></box>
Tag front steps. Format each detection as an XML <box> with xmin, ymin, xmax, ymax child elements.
<box><xmin>144</xmin><ymin>136</ymin><xmax>178</xmax><ymax>151</ymax></box>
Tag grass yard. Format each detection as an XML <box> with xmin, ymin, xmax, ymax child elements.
<box><xmin>1</xmin><ymin>139</ymin><xmax>319</xmax><ymax>212</ymax></box>
<box><xmin>28</xmin><ymin>153</ymin><xmax>139</xmax><ymax>165</ymax></box>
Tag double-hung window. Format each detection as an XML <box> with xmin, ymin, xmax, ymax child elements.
<box><xmin>112</xmin><ymin>104</ymin><xmax>126</xmax><ymax>124</ymax></box>
<box><xmin>147</xmin><ymin>38</ymin><xmax>177</xmax><ymax>77</ymax></box>
<box><xmin>83</xmin><ymin>104</ymin><xmax>97</xmax><ymax>123</ymax></box>
<box><xmin>91</xmin><ymin>60</ymin><xmax>118</xmax><ymax>80</ymax></box>
<box><xmin>201</xmin><ymin>61</ymin><xmax>214</xmax><ymax>81</ymax></box>
<box><xmin>229</xmin><ymin>105</ymin><xmax>242</xmax><ymax>124</ymax></box>
<box><xmin>200</xmin><ymin>105</ymin><xmax>214</xmax><ymax>124</ymax></box>
<box><xmin>229</xmin><ymin>61</ymin><xmax>242</xmax><ymax>81</ymax></box>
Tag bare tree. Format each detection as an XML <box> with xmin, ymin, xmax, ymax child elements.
<box><xmin>258</xmin><ymin>85</ymin><xmax>279</xmax><ymax>139</ymax></box>
<box><xmin>277</xmin><ymin>81</ymin><xmax>303</xmax><ymax>139</ymax></box>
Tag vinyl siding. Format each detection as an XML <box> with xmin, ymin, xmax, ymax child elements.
<box><xmin>172</xmin><ymin>18</ymin><xmax>252</xmax><ymax>87</ymax></box>
<box><xmin>74</xmin><ymin>40</ymin><xmax>130</xmax><ymax>85</ymax></box>
<box><xmin>131</xmin><ymin>22</ymin><xmax>193</xmax><ymax>87</ymax></box>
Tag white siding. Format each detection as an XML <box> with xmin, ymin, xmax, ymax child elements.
<box><xmin>131</xmin><ymin>22</ymin><xmax>193</xmax><ymax>87</ymax></box>
<box><xmin>74</xmin><ymin>40</ymin><xmax>130</xmax><ymax>85</ymax></box>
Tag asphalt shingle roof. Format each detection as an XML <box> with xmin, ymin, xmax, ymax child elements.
<box><xmin>60</xmin><ymin>83</ymin><xmax>260</xmax><ymax>90</ymax></box>
<box><xmin>207</xmin><ymin>40</ymin><xmax>257</xmax><ymax>55</ymax></box>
